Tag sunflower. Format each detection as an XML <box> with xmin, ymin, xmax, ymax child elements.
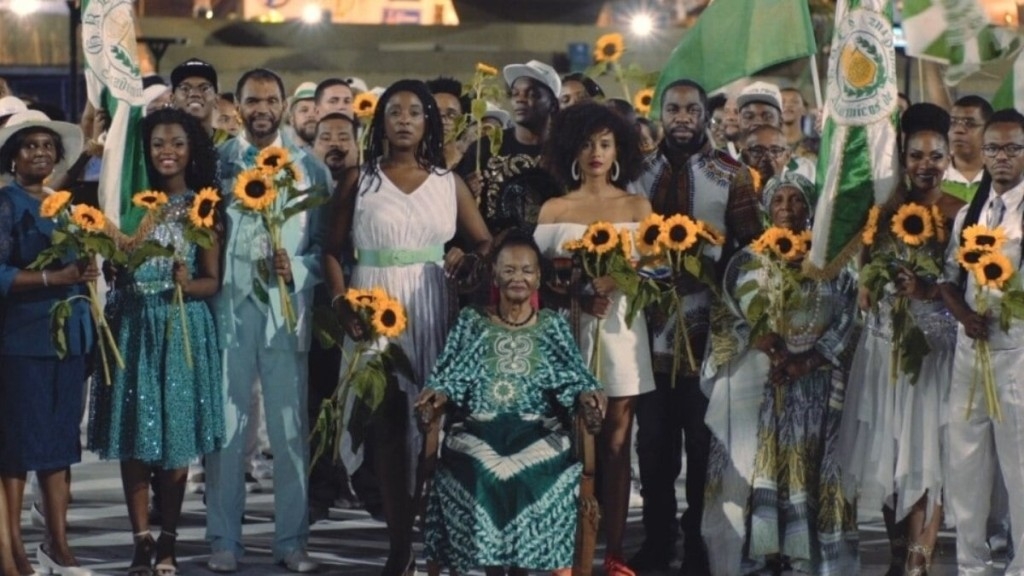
<box><xmin>371</xmin><ymin>298</ymin><xmax>408</xmax><ymax>338</ymax></box>
<box><xmin>353</xmin><ymin>92</ymin><xmax>379</xmax><ymax>119</ymax></box>
<box><xmin>39</xmin><ymin>190</ymin><xmax>72</xmax><ymax>218</ymax></box>
<box><xmin>798</xmin><ymin>229</ymin><xmax>813</xmax><ymax>253</ymax></box>
<box><xmin>636</xmin><ymin>214</ymin><xmax>665</xmax><ymax>255</ymax></box>
<box><xmin>131</xmin><ymin>190</ymin><xmax>168</xmax><ymax>212</ymax></box>
<box><xmin>594</xmin><ymin>32</ymin><xmax>625</xmax><ymax>63</ymax></box>
<box><xmin>890</xmin><ymin>202</ymin><xmax>934</xmax><ymax>246</ymax></box>
<box><xmin>931</xmin><ymin>204</ymin><xmax>947</xmax><ymax>244</ymax></box>
<box><xmin>861</xmin><ymin>205</ymin><xmax>881</xmax><ymax>246</ymax></box>
<box><xmin>957</xmin><ymin>246</ymin><xmax>986</xmax><ymax>270</ymax></box>
<box><xmin>581</xmin><ymin>222</ymin><xmax>620</xmax><ymax>255</ymax></box>
<box><xmin>189</xmin><ymin>187</ymin><xmax>221</xmax><ymax>229</ymax></box>
<box><xmin>973</xmin><ymin>251</ymin><xmax>1014</xmax><ymax>290</ymax></box>
<box><xmin>256</xmin><ymin>146</ymin><xmax>291</xmax><ymax>175</ymax></box>
<box><xmin>620</xmin><ymin>228</ymin><xmax>634</xmax><ymax>260</ymax></box>
<box><xmin>963</xmin><ymin>223</ymin><xmax>1006</xmax><ymax>252</ymax></box>
<box><xmin>476</xmin><ymin>62</ymin><xmax>498</xmax><ymax>76</ymax></box>
<box><xmin>281</xmin><ymin>162</ymin><xmax>303</xmax><ymax>183</ymax></box>
<box><xmin>659</xmin><ymin>214</ymin><xmax>700</xmax><ymax>252</ymax></box>
<box><xmin>749</xmin><ymin>166</ymin><xmax>762</xmax><ymax>192</ymax></box>
<box><xmin>697</xmin><ymin>222</ymin><xmax>726</xmax><ymax>246</ymax></box>
<box><xmin>345</xmin><ymin>287</ymin><xmax>389</xmax><ymax>310</ymax></box>
<box><xmin>234</xmin><ymin>169</ymin><xmax>278</xmax><ymax>212</ymax></box>
<box><xmin>633</xmin><ymin>88</ymin><xmax>654</xmax><ymax>117</ymax></box>
<box><xmin>562</xmin><ymin>238</ymin><xmax>584</xmax><ymax>252</ymax></box>
<box><xmin>751</xmin><ymin>228</ymin><xmax>779</xmax><ymax>255</ymax></box>
<box><xmin>71</xmin><ymin>204</ymin><xmax>106</xmax><ymax>233</ymax></box>
<box><xmin>766</xmin><ymin>227</ymin><xmax>805</xmax><ymax>261</ymax></box>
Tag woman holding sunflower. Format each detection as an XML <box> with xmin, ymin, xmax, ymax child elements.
<box><xmin>0</xmin><ymin>110</ymin><xmax>97</xmax><ymax>575</ymax></box>
<box><xmin>704</xmin><ymin>173</ymin><xmax>859</xmax><ymax>576</ymax></box>
<box><xmin>322</xmin><ymin>79</ymin><xmax>491</xmax><ymax>576</ymax></box>
<box><xmin>88</xmin><ymin>108</ymin><xmax>225</xmax><ymax>576</ymax></box>
<box><xmin>533</xmin><ymin>102</ymin><xmax>653</xmax><ymax>576</ymax></box>
<box><xmin>839</xmin><ymin>103</ymin><xmax>962</xmax><ymax>576</ymax></box>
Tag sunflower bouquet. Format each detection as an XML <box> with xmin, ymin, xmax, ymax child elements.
<box><xmin>635</xmin><ymin>213</ymin><xmax>726</xmax><ymax>381</ymax></box>
<box><xmin>169</xmin><ymin>188</ymin><xmax>221</xmax><ymax>368</ymax></box>
<box><xmin>460</xmin><ymin>62</ymin><xmax>505</xmax><ymax>176</ymax></box>
<box><xmin>737</xmin><ymin>226</ymin><xmax>814</xmax><ymax>340</ymax></box>
<box><xmin>954</xmin><ymin>223</ymin><xmax>1024</xmax><ymax>422</ymax></box>
<box><xmin>310</xmin><ymin>287</ymin><xmax>412</xmax><ymax>466</ymax></box>
<box><xmin>586</xmin><ymin>32</ymin><xmax>659</xmax><ymax>104</ymax></box>
<box><xmin>234</xmin><ymin>146</ymin><xmax>327</xmax><ymax>333</ymax></box>
<box><xmin>31</xmin><ymin>191</ymin><xmax>126</xmax><ymax>385</ymax></box>
<box><xmin>353</xmin><ymin>92</ymin><xmax>378</xmax><ymax>165</ymax></box>
<box><xmin>859</xmin><ymin>203</ymin><xmax>946</xmax><ymax>384</ymax></box>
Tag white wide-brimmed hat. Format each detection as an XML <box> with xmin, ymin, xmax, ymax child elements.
<box><xmin>0</xmin><ymin>110</ymin><xmax>84</xmax><ymax>166</ymax></box>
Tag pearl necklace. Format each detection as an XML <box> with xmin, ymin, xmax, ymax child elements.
<box><xmin>498</xmin><ymin>306</ymin><xmax>536</xmax><ymax>327</ymax></box>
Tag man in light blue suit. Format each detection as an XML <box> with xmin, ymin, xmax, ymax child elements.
<box><xmin>205</xmin><ymin>68</ymin><xmax>331</xmax><ymax>574</ymax></box>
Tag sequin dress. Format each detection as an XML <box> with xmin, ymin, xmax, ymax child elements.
<box><xmin>88</xmin><ymin>192</ymin><xmax>224</xmax><ymax>469</ymax></box>
<box><xmin>423</xmin><ymin>307</ymin><xmax>600</xmax><ymax>572</ymax></box>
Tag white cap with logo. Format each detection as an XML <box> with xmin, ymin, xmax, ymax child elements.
<box><xmin>737</xmin><ymin>81</ymin><xmax>783</xmax><ymax>112</ymax></box>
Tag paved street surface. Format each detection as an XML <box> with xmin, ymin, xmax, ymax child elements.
<box><xmin>16</xmin><ymin>450</ymin><xmax>983</xmax><ymax>575</ymax></box>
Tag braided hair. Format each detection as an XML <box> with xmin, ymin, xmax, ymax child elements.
<box><xmin>360</xmin><ymin>79</ymin><xmax>447</xmax><ymax>194</ymax></box>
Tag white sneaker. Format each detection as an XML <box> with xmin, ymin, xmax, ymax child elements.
<box><xmin>628</xmin><ymin>481</ymin><xmax>644</xmax><ymax>508</ymax></box>
<box><xmin>251</xmin><ymin>452</ymin><xmax>274</xmax><ymax>480</ymax></box>
<box><xmin>207</xmin><ymin>550</ymin><xmax>238</xmax><ymax>573</ymax></box>
<box><xmin>281</xmin><ymin>549</ymin><xmax>319</xmax><ymax>573</ymax></box>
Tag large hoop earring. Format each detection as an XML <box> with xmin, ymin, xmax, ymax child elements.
<box><xmin>571</xmin><ymin>160</ymin><xmax>580</xmax><ymax>181</ymax></box>
<box><xmin>611</xmin><ymin>161</ymin><xmax>621</xmax><ymax>182</ymax></box>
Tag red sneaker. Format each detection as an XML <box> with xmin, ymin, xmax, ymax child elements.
<box><xmin>604</xmin><ymin>556</ymin><xmax>637</xmax><ymax>576</ymax></box>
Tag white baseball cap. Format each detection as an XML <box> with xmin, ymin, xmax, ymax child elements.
<box><xmin>483</xmin><ymin>102</ymin><xmax>510</xmax><ymax>127</ymax></box>
<box><xmin>503</xmin><ymin>60</ymin><xmax>561</xmax><ymax>100</ymax></box>
<box><xmin>737</xmin><ymin>81</ymin><xmax>783</xmax><ymax>112</ymax></box>
<box><xmin>0</xmin><ymin>96</ymin><xmax>28</xmax><ymax>119</ymax></box>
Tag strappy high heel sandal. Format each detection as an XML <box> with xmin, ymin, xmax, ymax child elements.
<box><xmin>904</xmin><ymin>543</ymin><xmax>933</xmax><ymax>576</ymax></box>
<box><xmin>127</xmin><ymin>532</ymin><xmax>155</xmax><ymax>576</ymax></box>
<box><xmin>153</xmin><ymin>531</ymin><xmax>178</xmax><ymax>576</ymax></box>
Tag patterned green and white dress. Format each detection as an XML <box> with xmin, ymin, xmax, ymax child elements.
<box><xmin>423</xmin><ymin>306</ymin><xmax>600</xmax><ymax>572</ymax></box>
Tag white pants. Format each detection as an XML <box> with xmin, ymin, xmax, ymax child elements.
<box><xmin>947</xmin><ymin>333</ymin><xmax>1024</xmax><ymax>576</ymax></box>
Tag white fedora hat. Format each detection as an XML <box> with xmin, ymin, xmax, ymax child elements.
<box><xmin>0</xmin><ymin>110</ymin><xmax>83</xmax><ymax>168</ymax></box>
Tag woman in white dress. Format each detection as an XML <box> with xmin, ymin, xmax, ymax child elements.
<box><xmin>322</xmin><ymin>79</ymin><xmax>491</xmax><ymax>576</ymax></box>
<box><xmin>534</xmin><ymin>102</ymin><xmax>655</xmax><ymax>576</ymax></box>
<box><xmin>839</xmin><ymin>103</ymin><xmax>962</xmax><ymax>575</ymax></box>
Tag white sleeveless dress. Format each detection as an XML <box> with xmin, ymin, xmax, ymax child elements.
<box><xmin>533</xmin><ymin>222</ymin><xmax>655</xmax><ymax>397</ymax></box>
<box><xmin>339</xmin><ymin>169</ymin><xmax>457</xmax><ymax>485</ymax></box>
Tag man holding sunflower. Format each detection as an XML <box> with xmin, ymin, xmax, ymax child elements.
<box><xmin>938</xmin><ymin>108</ymin><xmax>1024</xmax><ymax>576</ymax></box>
<box><xmin>204</xmin><ymin>67</ymin><xmax>332</xmax><ymax>574</ymax></box>
<box><xmin>627</xmin><ymin>79</ymin><xmax>761</xmax><ymax>575</ymax></box>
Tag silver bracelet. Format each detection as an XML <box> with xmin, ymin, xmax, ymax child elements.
<box><xmin>42</xmin><ymin>270</ymin><xmax>49</xmax><ymax>287</ymax></box>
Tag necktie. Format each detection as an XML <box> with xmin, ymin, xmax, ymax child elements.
<box><xmin>243</xmin><ymin>146</ymin><xmax>259</xmax><ymax>167</ymax></box>
<box><xmin>988</xmin><ymin>195</ymin><xmax>1005</xmax><ymax>228</ymax></box>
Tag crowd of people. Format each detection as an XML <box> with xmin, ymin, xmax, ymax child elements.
<box><xmin>0</xmin><ymin>46</ymin><xmax>1021</xmax><ymax>576</ymax></box>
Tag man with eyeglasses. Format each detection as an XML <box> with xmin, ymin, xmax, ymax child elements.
<box><xmin>171</xmin><ymin>58</ymin><xmax>231</xmax><ymax>145</ymax></box>
<box><xmin>627</xmin><ymin>78</ymin><xmax>761</xmax><ymax>576</ymax></box>
<box><xmin>939</xmin><ymin>108</ymin><xmax>1024</xmax><ymax>576</ymax></box>
<box><xmin>943</xmin><ymin>95</ymin><xmax>994</xmax><ymax>203</ymax></box>
<box><xmin>742</xmin><ymin>125</ymin><xmax>814</xmax><ymax>185</ymax></box>
<box><xmin>737</xmin><ymin>83</ymin><xmax>816</xmax><ymax>184</ymax></box>
<box><xmin>426</xmin><ymin>76</ymin><xmax>469</xmax><ymax>169</ymax></box>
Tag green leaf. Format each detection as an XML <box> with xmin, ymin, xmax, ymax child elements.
<box><xmin>471</xmin><ymin>98</ymin><xmax>487</xmax><ymax>121</ymax></box>
<box><xmin>312</xmin><ymin>305</ymin><xmax>345</xmax><ymax>350</ymax></box>
<box><xmin>625</xmin><ymin>279</ymin><xmax>661</xmax><ymax>328</ymax></box>
<box><xmin>384</xmin><ymin>342</ymin><xmax>416</xmax><ymax>381</ymax></box>
<box><xmin>734</xmin><ymin>280</ymin><xmax>761</xmax><ymax>300</ymax></box>
<box><xmin>184</xmin><ymin>226</ymin><xmax>217</xmax><ymax>250</ymax></box>
<box><xmin>282</xmin><ymin>190</ymin><xmax>330</xmax><ymax>222</ymax></box>
<box><xmin>351</xmin><ymin>364</ymin><xmax>387</xmax><ymax>412</ymax></box>
<box><xmin>899</xmin><ymin>325</ymin><xmax>932</xmax><ymax>385</ymax></box>
<box><xmin>125</xmin><ymin>240</ymin><xmax>175</xmax><ymax>272</ymax></box>
<box><xmin>488</xmin><ymin>127</ymin><xmax>504</xmax><ymax>157</ymax></box>
<box><xmin>27</xmin><ymin>246</ymin><xmax>67</xmax><ymax>270</ymax></box>
<box><xmin>48</xmin><ymin>299</ymin><xmax>72</xmax><ymax>359</ymax></box>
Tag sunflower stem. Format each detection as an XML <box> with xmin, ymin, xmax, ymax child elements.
<box><xmin>590</xmin><ymin>318</ymin><xmax>603</xmax><ymax>382</ymax></box>
<box><xmin>267</xmin><ymin>221</ymin><xmax>297</xmax><ymax>333</ymax></box>
<box><xmin>88</xmin><ymin>280</ymin><xmax>124</xmax><ymax>370</ymax></box>
<box><xmin>176</xmin><ymin>283</ymin><xmax>194</xmax><ymax>370</ymax></box>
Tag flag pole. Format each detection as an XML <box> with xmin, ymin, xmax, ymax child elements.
<box><xmin>809</xmin><ymin>53</ymin><xmax>823</xmax><ymax>111</ymax></box>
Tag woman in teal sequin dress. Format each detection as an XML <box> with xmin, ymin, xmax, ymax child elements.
<box><xmin>417</xmin><ymin>234</ymin><xmax>605</xmax><ymax>575</ymax></box>
<box><xmin>88</xmin><ymin>108</ymin><xmax>224</xmax><ymax>575</ymax></box>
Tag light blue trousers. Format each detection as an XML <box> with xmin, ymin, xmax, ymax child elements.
<box><xmin>205</xmin><ymin>299</ymin><xmax>310</xmax><ymax>561</ymax></box>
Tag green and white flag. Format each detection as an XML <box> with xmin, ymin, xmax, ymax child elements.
<box><xmin>651</xmin><ymin>0</ymin><xmax>817</xmax><ymax>114</ymax></box>
<box><xmin>992</xmin><ymin>50</ymin><xmax>1024</xmax><ymax>111</ymax></box>
<box><xmin>82</xmin><ymin>0</ymin><xmax>149</xmax><ymax>232</ymax></box>
<box><xmin>806</xmin><ymin>0</ymin><xmax>899</xmax><ymax>278</ymax></box>
<box><xmin>901</xmin><ymin>0</ymin><xmax>1022</xmax><ymax>85</ymax></box>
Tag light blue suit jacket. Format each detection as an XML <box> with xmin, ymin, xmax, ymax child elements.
<box><xmin>215</xmin><ymin>131</ymin><xmax>332</xmax><ymax>352</ymax></box>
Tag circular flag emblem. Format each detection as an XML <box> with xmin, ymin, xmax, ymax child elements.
<box><xmin>826</xmin><ymin>8</ymin><xmax>897</xmax><ymax>126</ymax></box>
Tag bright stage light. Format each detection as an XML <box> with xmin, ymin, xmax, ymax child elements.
<box><xmin>630</xmin><ymin>13</ymin><xmax>655</xmax><ymax>37</ymax></box>
<box><xmin>10</xmin><ymin>0</ymin><xmax>42</xmax><ymax>17</ymax></box>
<box><xmin>301</xmin><ymin>4</ymin><xmax>323</xmax><ymax>24</ymax></box>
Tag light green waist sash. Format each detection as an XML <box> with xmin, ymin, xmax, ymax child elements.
<box><xmin>357</xmin><ymin>245</ymin><xmax>444</xmax><ymax>267</ymax></box>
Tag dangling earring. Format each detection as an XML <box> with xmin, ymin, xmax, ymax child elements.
<box><xmin>571</xmin><ymin>160</ymin><xmax>580</xmax><ymax>181</ymax></box>
<box><xmin>611</xmin><ymin>160</ymin><xmax>621</xmax><ymax>182</ymax></box>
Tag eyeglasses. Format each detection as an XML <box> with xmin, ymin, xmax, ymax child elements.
<box><xmin>981</xmin><ymin>143</ymin><xmax>1024</xmax><ymax>158</ymax></box>
<box><xmin>950</xmin><ymin>117</ymin><xmax>983</xmax><ymax>129</ymax></box>
<box><xmin>175</xmin><ymin>83</ymin><xmax>215</xmax><ymax>97</ymax></box>
<box><xmin>745</xmin><ymin>145</ymin><xmax>789</xmax><ymax>160</ymax></box>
